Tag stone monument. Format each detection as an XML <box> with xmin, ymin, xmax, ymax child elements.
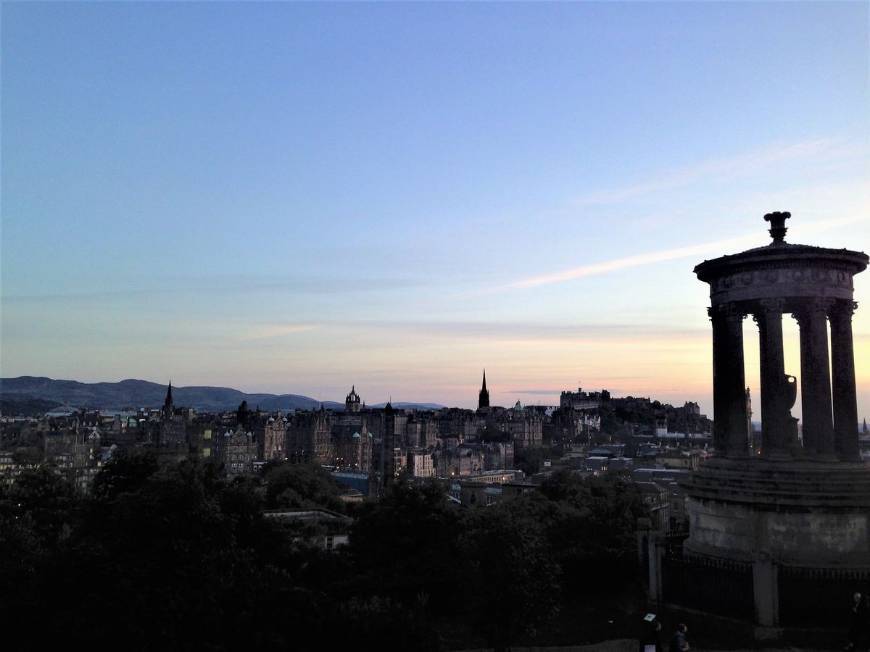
<box><xmin>664</xmin><ymin>212</ymin><xmax>868</xmax><ymax>631</ymax></box>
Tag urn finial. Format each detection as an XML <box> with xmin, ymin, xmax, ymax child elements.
<box><xmin>764</xmin><ymin>211</ymin><xmax>790</xmax><ymax>244</ymax></box>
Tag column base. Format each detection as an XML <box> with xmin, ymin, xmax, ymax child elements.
<box><xmin>753</xmin><ymin>626</ymin><xmax>784</xmax><ymax>641</ymax></box>
<box><xmin>761</xmin><ymin>450</ymin><xmax>793</xmax><ymax>462</ymax></box>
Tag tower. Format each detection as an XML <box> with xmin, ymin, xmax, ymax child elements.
<box><xmin>381</xmin><ymin>400</ymin><xmax>396</xmax><ymax>492</ymax></box>
<box><xmin>345</xmin><ymin>385</ymin><xmax>361</xmax><ymax>413</ymax></box>
<box><xmin>478</xmin><ymin>370</ymin><xmax>490</xmax><ymax>410</ymax></box>
<box><xmin>162</xmin><ymin>381</ymin><xmax>174</xmax><ymax>420</ymax></box>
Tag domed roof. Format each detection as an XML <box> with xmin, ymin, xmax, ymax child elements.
<box><xmin>695</xmin><ymin>212</ymin><xmax>867</xmax><ymax>282</ymax></box>
<box><xmin>694</xmin><ymin>213</ymin><xmax>867</xmax><ymax>308</ymax></box>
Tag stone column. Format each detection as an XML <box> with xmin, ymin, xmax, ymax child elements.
<box><xmin>647</xmin><ymin>533</ymin><xmax>665</xmax><ymax>603</ymax></box>
<box><xmin>830</xmin><ymin>300</ymin><xmax>860</xmax><ymax>461</ymax></box>
<box><xmin>711</xmin><ymin>304</ymin><xmax>749</xmax><ymax>457</ymax></box>
<box><xmin>754</xmin><ymin>299</ymin><xmax>794</xmax><ymax>458</ymax></box>
<box><xmin>793</xmin><ymin>299</ymin><xmax>835</xmax><ymax>459</ymax></box>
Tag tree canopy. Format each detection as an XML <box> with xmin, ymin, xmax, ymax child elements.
<box><xmin>0</xmin><ymin>460</ymin><xmax>647</xmax><ymax>651</ymax></box>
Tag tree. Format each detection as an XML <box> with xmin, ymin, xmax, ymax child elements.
<box><xmin>347</xmin><ymin>480</ymin><xmax>462</xmax><ymax>615</ymax></box>
<box><xmin>539</xmin><ymin>470</ymin><xmax>646</xmax><ymax>592</ymax></box>
<box><xmin>263</xmin><ymin>461</ymin><xmax>345</xmax><ymax>512</ymax></box>
<box><xmin>514</xmin><ymin>445</ymin><xmax>559</xmax><ymax>475</ymax></box>
<box><xmin>0</xmin><ymin>466</ymin><xmax>77</xmax><ymax>545</ymax></box>
<box><xmin>459</xmin><ymin>498</ymin><xmax>561</xmax><ymax>651</ymax></box>
<box><xmin>91</xmin><ymin>448</ymin><xmax>159</xmax><ymax>499</ymax></box>
<box><xmin>22</xmin><ymin>460</ymin><xmax>282</xmax><ymax>651</ymax></box>
<box><xmin>0</xmin><ymin>468</ymin><xmax>80</xmax><ymax>651</ymax></box>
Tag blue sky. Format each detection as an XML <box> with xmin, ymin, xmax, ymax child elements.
<box><xmin>2</xmin><ymin>2</ymin><xmax>869</xmax><ymax>416</ymax></box>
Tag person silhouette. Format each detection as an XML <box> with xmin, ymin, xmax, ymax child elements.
<box><xmin>669</xmin><ymin>623</ymin><xmax>689</xmax><ymax>652</ymax></box>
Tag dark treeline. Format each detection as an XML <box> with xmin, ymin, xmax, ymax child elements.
<box><xmin>0</xmin><ymin>453</ymin><xmax>647</xmax><ymax>651</ymax></box>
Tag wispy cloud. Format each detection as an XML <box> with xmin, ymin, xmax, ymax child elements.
<box><xmin>572</xmin><ymin>138</ymin><xmax>844</xmax><ymax>206</ymax></box>
<box><xmin>510</xmin><ymin>235</ymin><xmax>756</xmax><ymax>288</ymax></box>
<box><xmin>238</xmin><ymin>323</ymin><xmax>318</xmax><ymax>341</ymax></box>
<box><xmin>1</xmin><ymin>275</ymin><xmax>426</xmax><ymax>304</ymax></box>
<box><xmin>510</xmin><ymin>214</ymin><xmax>869</xmax><ymax>289</ymax></box>
<box><xmin>326</xmin><ymin>320</ymin><xmax>705</xmax><ymax>342</ymax></box>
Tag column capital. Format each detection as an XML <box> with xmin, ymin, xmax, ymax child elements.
<box><xmin>791</xmin><ymin>297</ymin><xmax>835</xmax><ymax>325</ymax></box>
<box><xmin>752</xmin><ymin>298</ymin><xmax>785</xmax><ymax>323</ymax></box>
<box><xmin>829</xmin><ymin>300</ymin><xmax>858</xmax><ymax>320</ymax></box>
<box><xmin>759</xmin><ymin>298</ymin><xmax>785</xmax><ymax>312</ymax></box>
<box><xmin>710</xmin><ymin>303</ymin><xmax>746</xmax><ymax>322</ymax></box>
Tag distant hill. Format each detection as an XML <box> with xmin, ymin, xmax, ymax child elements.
<box><xmin>0</xmin><ymin>395</ymin><xmax>62</xmax><ymax>417</ymax></box>
<box><xmin>0</xmin><ymin>376</ymin><xmax>342</xmax><ymax>412</ymax></box>
<box><xmin>370</xmin><ymin>402</ymin><xmax>446</xmax><ymax>410</ymax></box>
<box><xmin>0</xmin><ymin>376</ymin><xmax>444</xmax><ymax>414</ymax></box>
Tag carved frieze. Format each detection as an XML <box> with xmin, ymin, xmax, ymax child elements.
<box><xmin>712</xmin><ymin>266</ymin><xmax>853</xmax><ymax>293</ymax></box>
<box><xmin>710</xmin><ymin>264</ymin><xmax>856</xmax><ymax>304</ymax></box>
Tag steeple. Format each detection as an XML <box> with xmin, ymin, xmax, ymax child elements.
<box><xmin>163</xmin><ymin>380</ymin><xmax>174</xmax><ymax>419</ymax></box>
<box><xmin>478</xmin><ymin>370</ymin><xmax>490</xmax><ymax>410</ymax></box>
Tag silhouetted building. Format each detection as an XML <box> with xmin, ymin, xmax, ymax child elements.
<box><xmin>333</xmin><ymin>426</ymin><xmax>373</xmax><ymax>472</ymax></box>
<box><xmin>224</xmin><ymin>428</ymin><xmax>257</xmax><ymax>477</ymax></box>
<box><xmin>381</xmin><ymin>401</ymin><xmax>397</xmax><ymax>488</ymax></box>
<box><xmin>478</xmin><ymin>371</ymin><xmax>490</xmax><ymax>410</ymax></box>
<box><xmin>407</xmin><ymin>449</ymin><xmax>434</xmax><ymax>478</ymax></box>
<box><xmin>158</xmin><ymin>381</ymin><xmax>187</xmax><ymax>460</ymax></box>
<box><xmin>162</xmin><ymin>381</ymin><xmax>174</xmax><ymax>420</ymax></box>
<box><xmin>560</xmin><ymin>386</ymin><xmax>603</xmax><ymax>410</ymax></box>
<box><xmin>287</xmin><ymin>408</ymin><xmax>331</xmax><ymax>463</ymax></box>
<box><xmin>345</xmin><ymin>386</ymin><xmax>361</xmax><ymax>413</ymax></box>
<box><xmin>263</xmin><ymin>414</ymin><xmax>287</xmax><ymax>461</ymax></box>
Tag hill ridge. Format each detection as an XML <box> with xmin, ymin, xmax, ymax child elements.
<box><xmin>0</xmin><ymin>376</ymin><xmax>443</xmax><ymax>413</ymax></box>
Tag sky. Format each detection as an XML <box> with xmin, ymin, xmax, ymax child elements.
<box><xmin>2</xmin><ymin>2</ymin><xmax>869</xmax><ymax>418</ymax></box>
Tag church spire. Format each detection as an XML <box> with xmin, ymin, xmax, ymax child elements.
<box><xmin>478</xmin><ymin>369</ymin><xmax>490</xmax><ymax>410</ymax></box>
<box><xmin>163</xmin><ymin>380</ymin><xmax>174</xmax><ymax>419</ymax></box>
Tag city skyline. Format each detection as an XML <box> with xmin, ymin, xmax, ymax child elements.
<box><xmin>3</xmin><ymin>2</ymin><xmax>869</xmax><ymax>417</ymax></box>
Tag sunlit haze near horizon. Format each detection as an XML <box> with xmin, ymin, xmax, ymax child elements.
<box><xmin>2</xmin><ymin>2</ymin><xmax>869</xmax><ymax>419</ymax></box>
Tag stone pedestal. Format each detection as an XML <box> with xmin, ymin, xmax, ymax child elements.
<box><xmin>684</xmin><ymin>458</ymin><xmax>870</xmax><ymax>565</ymax></box>
<box><xmin>682</xmin><ymin>457</ymin><xmax>870</xmax><ymax>628</ymax></box>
